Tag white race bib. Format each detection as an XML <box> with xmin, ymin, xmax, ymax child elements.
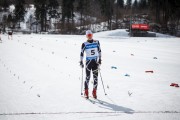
<box><xmin>85</xmin><ymin>43</ymin><xmax>99</xmax><ymax>60</ymax></box>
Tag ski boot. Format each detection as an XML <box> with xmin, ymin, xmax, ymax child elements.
<box><xmin>84</xmin><ymin>89</ymin><xmax>89</xmax><ymax>99</ymax></box>
<box><xmin>92</xmin><ymin>89</ymin><xmax>97</xmax><ymax>99</ymax></box>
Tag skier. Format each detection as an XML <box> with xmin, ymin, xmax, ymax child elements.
<box><xmin>8</xmin><ymin>30</ymin><xmax>13</xmax><ymax>40</ymax></box>
<box><xmin>80</xmin><ymin>30</ymin><xmax>102</xmax><ymax>99</ymax></box>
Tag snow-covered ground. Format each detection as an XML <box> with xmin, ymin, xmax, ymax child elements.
<box><xmin>0</xmin><ymin>30</ymin><xmax>180</xmax><ymax>120</ymax></box>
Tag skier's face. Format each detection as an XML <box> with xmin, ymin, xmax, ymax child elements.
<box><xmin>86</xmin><ymin>34</ymin><xmax>93</xmax><ymax>40</ymax></box>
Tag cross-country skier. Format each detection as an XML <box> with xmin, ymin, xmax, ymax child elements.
<box><xmin>80</xmin><ymin>30</ymin><xmax>102</xmax><ymax>99</ymax></box>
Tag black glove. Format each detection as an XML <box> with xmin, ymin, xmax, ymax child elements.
<box><xmin>80</xmin><ymin>61</ymin><xmax>84</xmax><ymax>68</ymax></box>
<box><xmin>98</xmin><ymin>59</ymin><xmax>102</xmax><ymax>65</ymax></box>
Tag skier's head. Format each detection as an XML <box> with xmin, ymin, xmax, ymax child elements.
<box><xmin>86</xmin><ymin>30</ymin><xmax>93</xmax><ymax>40</ymax></box>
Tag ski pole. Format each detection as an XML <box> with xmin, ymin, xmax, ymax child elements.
<box><xmin>99</xmin><ymin>68</ymin><xmax>107</xmax><ymax>95</ymax></box>
<box><xmin>81</xmin><ymin>67</ymin><xmax>83</xmax><ymax>95</ymax></box>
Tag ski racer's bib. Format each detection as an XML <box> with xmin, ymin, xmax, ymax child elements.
<box><xmin>84</xmin><ymin>42</ymin><xmax>99</xmax><ymax>60</ymax></box>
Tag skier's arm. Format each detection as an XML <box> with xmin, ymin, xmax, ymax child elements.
<box><xmin>80</xmin><ymin>43</ymin><xmax>85</xmax><ymax>61</ymax></box>
<box><xmin>97</xmin><ymin>41</ymin><xmax>102</xmax><ymax>60</ymax></box>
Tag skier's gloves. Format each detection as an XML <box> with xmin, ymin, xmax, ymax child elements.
<box><xmin>98</xmin><ymin>59</ymin><xmax>102</xmax><ymax>65</ymax></box>
<box><xmin>80</xmin><ymin>61</ymin><xmax>84</xmax><ymax>68</ymax></box>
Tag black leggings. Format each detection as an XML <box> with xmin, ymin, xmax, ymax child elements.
<box><xmin>84</xmin><ymin>60</ymin><xmax>98</xmax><ymax>90</ymax></box>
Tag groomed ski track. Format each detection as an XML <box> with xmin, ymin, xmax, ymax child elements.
<box><xmin>1</xmin><ymin>111</ymin><xmax>180</xmax><ymax>116</ymax></box>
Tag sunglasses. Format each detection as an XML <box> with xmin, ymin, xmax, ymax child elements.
<box><xmin>87</xmin><ymin>34</ymin><xmax>93</xmax><ymax>37</ymax></box>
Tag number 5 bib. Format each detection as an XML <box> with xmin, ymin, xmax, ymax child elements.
<box><xmin>85</xmin><ymin>42</ymin><xmax>99</xmax><ymax>60</ymax></box>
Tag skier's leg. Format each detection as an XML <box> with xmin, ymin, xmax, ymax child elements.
<box><xmin>92</xmin><ymin>63</ymin><xmax>98</xmax><ymax>89</ymax></box>
<box><xmin>92</xmin><ymin>62</ymin><xmax>98</xmax><ymax>98</ymax></box>
<box><xmin>84</xmin><ymin>60</ymin><xmax>91</xmax><ymax>89</ymax></box>
<box><xmin>84</xmin><ymin>60</ymin><xmax>91</xmax><ymax>98</ymax></box>
<box><xmin>85</xmin><ymin>68</ymin><xmax>90</xmax><ymax>90</ymax></box>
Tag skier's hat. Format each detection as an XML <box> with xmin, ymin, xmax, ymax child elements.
<box><xmin>86</xmin><ymin>30</ymin><xmax>93</xmax><ymax>35</ymax></box>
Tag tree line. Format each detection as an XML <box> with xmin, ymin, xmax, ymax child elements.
<box><xmin>0</xmin><ymin>0</ymin><xmax>180</xmax><ymax>35</ymax></box>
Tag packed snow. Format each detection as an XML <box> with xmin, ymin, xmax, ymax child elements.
<box><xmin>0</xmin><ymin>30</ymin><xmax>180</xmax><ymax>120</ymax></box>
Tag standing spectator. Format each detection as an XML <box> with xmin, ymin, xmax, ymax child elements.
<box><xmin>8</xmin><ymin>30</ymin><xmax>13</xmax><ymax>40</ymax></box>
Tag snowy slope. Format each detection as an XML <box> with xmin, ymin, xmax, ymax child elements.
<box><xmin>0</xmin><ymin>30</ymin><xmax>180</xmax><ymax>120</ymax></box>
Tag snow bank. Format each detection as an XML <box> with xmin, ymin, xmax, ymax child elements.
<box><xmin>95</xmin><ymin>29</ymin><xmax>176</xmax><ymax>38</ymax></box>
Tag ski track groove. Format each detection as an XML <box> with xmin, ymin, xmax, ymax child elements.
<box><xmin>1</xmin><ymin>111</ymin><xmax>180</xmax><ymax>116</ymax></box>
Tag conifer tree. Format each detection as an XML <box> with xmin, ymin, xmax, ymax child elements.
<box><xmin>98</xmin><ymin>0</ymin><xmax>114</xmax><ymax>30</ymax></box>
<box><xmin>34</xmin><ymin>0</ymin><xmax>47</xmax><ymax>32</ymax></box>
<box><xmin>14</xmin><ymin>0</ymin><xmax>26</xmax><ymax>28</ymax></box>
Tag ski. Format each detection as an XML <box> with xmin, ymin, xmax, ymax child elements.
<box><xmin>90</xmin><ymin>96</ymin><xmax>104</xmax><ymax>104</ymax></box>
<box><xmin>95</xmin><ymin>99</ymin><xmax>104</xmax><ymax>104</ymax></box>
<box><xmin>81</xmin><ymin>96</ymin><xmax>95</xmax><ymax>104</ymax></box>
<box><xmin>81</xmin><ymin>95</ymin><xmax>104</xmax><ymax>105</ymax></box>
